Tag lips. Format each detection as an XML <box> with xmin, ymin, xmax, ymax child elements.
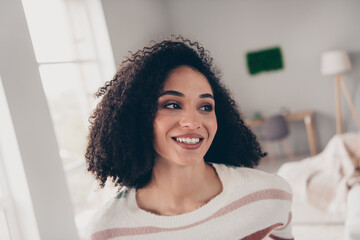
<box><xmin>171</xmin><ymin>134</ymin><xmax>204</xmax><ymax>150</ymax></box>
<box><xmin>173</xmin><ymin>134</ymin><xmax>204</xmax><ymax>139</ymax></box>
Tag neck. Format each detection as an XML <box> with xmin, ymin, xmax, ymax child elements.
<box><xmin>136</xmin><ymin>159</ymin><xmax>222</xmax><ymax>215</ymax></box>
<box><xmin>152</xmin><ymin>159</ymin><xmax>209</xmax><ymax>197</ymax></box>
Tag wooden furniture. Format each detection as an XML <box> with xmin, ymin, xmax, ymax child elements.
<box><xmin>245</xmin><ymin>111</ymin><xmax>317</xmax><ymax>156</ymax></box>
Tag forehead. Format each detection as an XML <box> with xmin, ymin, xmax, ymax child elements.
<box><xmin>163</xmin><ymin>66</ymin><xmax>213</xmax><ymax>94</ymax></box>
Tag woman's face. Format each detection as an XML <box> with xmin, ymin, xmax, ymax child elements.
<box><xmin>153</xmin><ymin>65</ymin><xmax>217</xmax><ymax>167</ymax></box>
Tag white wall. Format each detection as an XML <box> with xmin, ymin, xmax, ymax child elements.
<box><xmin>101</xmin><ymin>0</ymin><xmax>172</xmax><ymax>65</ymax></box>
<box><xmin>102</xmin><ymin>0</ymin><xmax>360</xmax><ymax>154</ymax></box>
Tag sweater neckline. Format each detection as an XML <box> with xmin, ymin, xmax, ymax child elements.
<box><xmin>125</xmin><ymin>163</ymin><xmax>231</xmax><ymax>227</ymax></box>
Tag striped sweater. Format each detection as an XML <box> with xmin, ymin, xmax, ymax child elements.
<box><xmin>86</xmin><ymin>164</ymin><xmax>294</xmax><ymax>240</ymax></box>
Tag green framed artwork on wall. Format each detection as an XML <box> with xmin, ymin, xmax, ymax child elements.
<box><xmin>246</xmin><ymin>47</ymin><xmax>283</xmax><ymax>75</ymax></box>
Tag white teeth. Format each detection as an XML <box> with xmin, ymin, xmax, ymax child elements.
<box><xmin>176</xmin><ymin>137</ymin><xmax>200</xmax><ymax>144</ymax></box>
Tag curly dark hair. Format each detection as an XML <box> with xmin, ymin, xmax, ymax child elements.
<box><xmin>85</xmin><ymin>36</ymin><xmax>265</xmax><ymax>189</ymax></box>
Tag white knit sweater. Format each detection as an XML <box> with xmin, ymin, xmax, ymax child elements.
<box><xmin>86</xmin><ymin>164</ymin><xmax>294</xmax><ymax>240</ymax></box>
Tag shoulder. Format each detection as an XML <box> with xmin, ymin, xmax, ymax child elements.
<box><xmin>84</xmin><ymin>188</ymin><xmax>131</xmax><ymax>239</ymax></box>
<box><xmin>213</xmin><ymin>164</ymin><xmax>293</xmax><ymax>237</ymax></box>
<box><xmin>213</xmin><ymin>163</ymin><xmax>292</xmax><ymax>197</ymax></box>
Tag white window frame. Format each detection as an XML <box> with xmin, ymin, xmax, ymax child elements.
<box><xmin>0</xmin><ymin>0</ymin><xmax>86</xmax><ymax>238</ymax></box>
<box><xmin>1</xmin><ymin>0</ymin><xmax>115</xmax><ymax>237</ymax></box>
<box><xmin>0</xmin><ymin>149</ymin><xmax>21</xmax><ymax>240</ymax></box>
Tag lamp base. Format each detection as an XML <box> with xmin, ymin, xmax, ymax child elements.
<box><xmin>335</xmin><ymin>75</ymin><xmax>342</xmax><ymax>134</ymax></box>
<box><xmin>335</xmin><ymin>74</ymin><xmax>360</xmax><ymax>134</ymax></box>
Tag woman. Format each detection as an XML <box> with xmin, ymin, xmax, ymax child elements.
<box><xmin>85</xmin><ymin>36</ymin><xmax>293</xmax><ymax>240</ymax></box>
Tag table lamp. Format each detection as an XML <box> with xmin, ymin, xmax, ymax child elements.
<box><xmin>321</xmin><ymin>50</ymin><xmax>360</xmax><ymax>134</ymax></box>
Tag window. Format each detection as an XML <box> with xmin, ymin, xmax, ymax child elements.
<box><xmin>0</xmin><ymin>77</ymin><xmax>19</xmax><ymax>240</ymax></box>
<box><xmin>0</xmin><ymin>161</ymin><xmax>12</xmax><ymax>240</ymax></box>
<box><xmin>0</xmin><ymin>210</ymin><xmax>11</xmax><ymax>240</ymax></box>
<box><xmin>21</xmin><ymin>0</ymin><xmax>116</xmax><ymax>236</ymax></box>
<box><xmin>0</xmin><ymin>147</ymin><xmax>19</xmax><ymax>240</ymax></box>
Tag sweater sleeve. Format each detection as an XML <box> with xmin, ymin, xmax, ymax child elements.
<box><xmin>268</xmin><ymin>175</ymin><xmax>294</xmax><ymax>240</ymax></box>
<box><xmin>262</xmin><ymin>175</ymin><xmax>294</xmax><ymax>240</ymax></box>
<box><xmin>269</xmin><ymin>210</ymin><xmax>294</xmax><ymax>240</ymax></box>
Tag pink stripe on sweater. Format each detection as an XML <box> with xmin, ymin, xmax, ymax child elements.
<box><xmin>274</xmin><ymin>212</ymin><xmax>292</xmax><ymax>231</ymax></box>
<box><xmin>91</xmin><ymin>189</ymin><xmax>291</xmax><ymax>240</ymax></box>
<box><xmin>241</xmin><ymin>223</ymin><xmax>283</xmax><ymax>240</ymax></box>
<box><xmin>269</xmin><ymin>234</ymin><xmax>294</xmax><ymax>240</ymax></box>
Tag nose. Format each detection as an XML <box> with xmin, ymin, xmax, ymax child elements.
<box><xmin>179</xmin><ymin>109</ymin><xmax>201</xmax><ymax>129</ymax></box>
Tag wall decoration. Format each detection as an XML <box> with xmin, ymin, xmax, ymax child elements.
<box><xmin>246</xmin><ymin>47</ymin><xmax>283</xmax><ymax>75</ymax></box>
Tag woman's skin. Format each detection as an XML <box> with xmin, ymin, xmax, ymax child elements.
<box><xmin>136</xmin><ymin>66</ymin><xmax>223</xmax><ymax>216</ymax></box>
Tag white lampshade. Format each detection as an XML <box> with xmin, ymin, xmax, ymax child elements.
<box><xmin>321</xmin><ymin>50</ymin><xmax>352</xmax><ymax>75</ymax></box>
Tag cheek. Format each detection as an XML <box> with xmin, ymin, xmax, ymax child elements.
<box><xmin>153</xmin><ymin>114</ymin><xmax>175</xmax><ymax>155</ymax></box>
<box><xmin>153</xmin><ymin>114</ymin><xmax>172</xmax><ymax>142</ymax></box>
<box><xmin>208</xmin><ymin>114</ymin><xmax>218</xmax><ymax>137</ymax></box>
<box><xmin>152</xmin><ymin>119</ymin><xmax>163</xmax><ymax>154</ymax></box>
<box><xmin>153</xmin><ymin>119</ymin><xmax>162</xmax><ymax>146</ymax></box>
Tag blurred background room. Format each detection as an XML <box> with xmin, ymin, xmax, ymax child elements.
<box><xmin>0</xmin><ymin>0</ymin><xmax>359</xmax><ymax>239</ymax></box>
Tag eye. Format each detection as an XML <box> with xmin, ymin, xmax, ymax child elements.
<box><xmin>200</xmin><ymin>104</ymin><xmax>213</xmax><ymax>112</ymax></box>
<box><xmin>164</xmin><ymin>102</ymin><xmax>181</xmax><ymax>109</ymax></box>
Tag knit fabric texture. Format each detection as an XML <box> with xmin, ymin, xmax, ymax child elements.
<box><xmin>86</xmin><ymin>164</ymin><xmax>294</xmax><ymax>240</ymax></box>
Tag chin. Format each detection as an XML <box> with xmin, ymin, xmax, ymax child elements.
<box><xmin>174</xmin><ymin>156</ymin><xmax>205</xmax><ymax>166</ymax></box>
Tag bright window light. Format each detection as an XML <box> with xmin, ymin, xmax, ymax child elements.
<box><xmin>39</xmin><ymin>63</ymin><xmax>88</xmax><ymax>165</ymax></box>
<box><xmin>0</xmin><ymin>182</ymin><xmax>3</xmax><ymax>199</ymax></box>
<box><xmin>0</xmin><ymin>210</ymin><xmax>11</xmax><ymax>240</ymax></box>
<box><xmin>22</xmin><ymin>0</ymin><xmax>76</xmax><ymax>62</ymax></box>
<box><xmin>21</xmin><ymin>0</ymin><xmax>116</xmax><ymax>237</ymax></box>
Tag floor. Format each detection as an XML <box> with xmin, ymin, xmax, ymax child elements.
<box><xmin>256</xmin><ymin>153</ymin><xmax>346</xmax><ymax>240</ymax></box>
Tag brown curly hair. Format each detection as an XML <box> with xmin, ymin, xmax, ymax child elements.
<box><xmin>85</xmin><ymin>36</ymin><xmax>265</xmax><ymax>189</ymax></box>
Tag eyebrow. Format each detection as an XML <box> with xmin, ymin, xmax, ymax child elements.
<box><xmin>159</xmin><ymin>90</ymin><xmax>214</xmax><ymax>99</ymax></box>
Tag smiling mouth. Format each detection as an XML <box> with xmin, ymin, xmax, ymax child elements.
<box><xmin>171</xmin><ymin>137</ymin><xmax>204</xmax><ymax>145</ymax></box>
